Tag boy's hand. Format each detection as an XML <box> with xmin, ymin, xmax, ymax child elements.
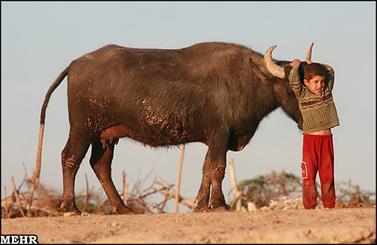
<box><xmin>290</xmin><ymin>59</ymin><xmax>301</xmax><ymax>68</ymax></box>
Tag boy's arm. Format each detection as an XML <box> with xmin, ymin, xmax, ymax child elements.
<box><xmin>323</xmin><ymin>64</ymin><xmax>335</xmax><ymax>91</ymax></box>
<box><xmin>288</xmin><ymin>66</ymin><xmax>304</xmax><ymax>98</ymax></box>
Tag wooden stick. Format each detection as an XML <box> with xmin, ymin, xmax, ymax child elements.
<box><xmin>29</xmin><ymin>205</ymin><xmax>59</xmax><ymax>216</ymax></box>
<box><xmin>229</xmin><ymin>159</ymin><xmax>242</xmax><ymax>211</ymax></box>
<box><xmin>160</xmin><ymin>193</ymin><xmax>172</xmax><ymax>211</ymax></box>
<box><xmin>83</xmin><ymin>173</ymin><xmax>89</xmax><ymax>213</ymax></box>
<box><xmin>139</xmin><ymin>186</ymin><xmax>168</xmax><ymax>199</ymax></box>
<box><xmin>2</xmin><ymin>186</ymin><xmax>10</xmax><ymax>218</ymax></box>
<box><xmin>156</xmin><ymin>176</ymin><xmax>174</xmax><ymax>188</ymax></box>
<box><xmin>11</xmin><ymin>177</ymin><xmax>25</xmax><ymax>217</ymax></box>
<box><xmin>122</xmin><ymin>170</ymin><xmax>128</xmax><ymax>204</ymax></box>
<box><xmin>22</xmin><ymin>163</ymin><xmax>29</xmax><ymax>179</ymax></box>
<box><xmin>33</xmin><ymin>123</ymin><xmax>44</xmax><ymax>184</ymax></box>
<box><xmin>29</xmin><ymin>123</ymin><xmax>45</xmax><ymax>207</ymax></box>
<box><xmin>163</xmin><ymin>189</ymin><xmax>193</xmax><ymax>209</ymax></box>
<box><xmin>154</xmin><ymin>176</ymin><xmax>194</xmax><ymax>209</ymax></box>
<box><xmin>28</xmin><ymin>170</ymin><xmax>39</xmax><ymax>206</ymax></box>
<box><xmin>175</xmin><ymin>144</ymin><xmax>185</xmax><ymax>213</ymax></box>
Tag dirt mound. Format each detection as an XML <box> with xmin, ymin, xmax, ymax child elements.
<box><xmin>2</xmin><ymin>207</ymin><xmax>375</xmax><ymax>243</ymax></box>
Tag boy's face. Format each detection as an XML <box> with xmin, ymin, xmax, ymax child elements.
<box><xmin>304</xmin><ymin>75</ymin><xmax>325</xmax><ymax>96</ymax></box>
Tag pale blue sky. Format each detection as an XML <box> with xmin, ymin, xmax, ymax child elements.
<box><xmin>2</xmin><ymin>2</ymin><xmax>376</xmax><ymax>204</ymax></box>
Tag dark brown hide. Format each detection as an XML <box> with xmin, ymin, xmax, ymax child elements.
<box><xmin>38</xmin><ymin>42</ymin><xmax>302</xmax><ymax>214</ymax></box>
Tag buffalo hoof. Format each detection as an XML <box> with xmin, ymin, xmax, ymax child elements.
<box><xmin>192</xmin><ymin>206</ymin><xmax>212</xmax><ymax>213</ymax></box>
<box><xmin>63</xmin><ymin>211</ymin><xmax>80</xmax><ymax>217</ymax></box>
<box><xmin>209</xmin><ymin>206</ymin><xmax>232</xmax><ymax>212</ymax></box>
<box><xmin>193</xmin><ymin>204</ymin><xmax>232</xmax><ymax>213</ymax></box>
<box><xmin>59</xmin><ymin>202</ymin><xmax>81</xmax><ymax>215</ymax></box>
<box><xmin>209</xmin><ymin>203</ymin><xmax>233</xmax><ymax>212</ymax></box>
<box><xmin>111</xmin><ymin>206</ymin><xmax>134</xmax><ymax>215</ymax></box>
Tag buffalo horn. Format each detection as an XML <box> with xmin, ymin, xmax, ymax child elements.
<box><xmin>305</xmin><ymin>42</ymin><xmax>314</xmax><ymax>64</ymax></box>
<box><xmin>264</xmin><ymin>45</ymin><xmax>285</xmax><ymax>79</ymax></box>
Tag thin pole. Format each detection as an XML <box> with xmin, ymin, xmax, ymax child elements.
<box><xmin>175</xmin><ymin>144</ymin><xmax>185</xmax><ymax>213</ymax></box>
<box><xmin>229</xmin><ymin>159</ymin><xmax>242</xmax><ymax>211</ymax></box>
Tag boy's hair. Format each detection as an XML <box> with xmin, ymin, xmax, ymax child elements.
<box><xmin>303</xmin><ymin>62</ymin><xmax>328</xmax><ymax>81</ymax></box>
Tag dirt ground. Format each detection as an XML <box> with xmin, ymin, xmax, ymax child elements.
<box><xmin>1</xmin><ymin>207</ymin><xmax>375</xmax><ymax>244</ymax></box>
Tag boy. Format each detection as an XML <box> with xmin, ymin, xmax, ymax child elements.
<box><xmin>289</xmin><ymin>58</ymin><xmax>340</xmax><ymax>209</ymax></box>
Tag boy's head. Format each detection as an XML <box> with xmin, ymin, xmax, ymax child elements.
<box><xmin>302</xmin><ymin>62</ymin><xmax>328</xmax><ymax>96</ymax></box>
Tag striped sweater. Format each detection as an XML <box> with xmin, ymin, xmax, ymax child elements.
<box><xmin>288</xmin><ymin>65</ymin><xmax>340</xmax><ymax>133</ymax></box>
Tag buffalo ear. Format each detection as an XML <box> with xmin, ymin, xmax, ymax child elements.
<box><xmin>298</xmin><ymin>62</ymin><xmax>307</xmax><ymax>81</ymax></box>
<box><xmin>274</xmin><ymin>63</ymin><xmax>294</xmax><ymax>81</ymax></box>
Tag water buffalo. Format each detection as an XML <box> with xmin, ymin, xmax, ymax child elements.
<box><xmin>35</xmin><ymin>41</ymin><xmax>310</xmax><ymax>214</ymax></box>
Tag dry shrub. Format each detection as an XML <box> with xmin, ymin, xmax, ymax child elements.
<box><xmin>230</xmin><ymin>170</ymin><xmax>375</xmax><ymax>210</ymax></box>
<box><xmin>2</xmin><ymin>171</ymin><xmax>193</xmax><ymax>218</ymax></box>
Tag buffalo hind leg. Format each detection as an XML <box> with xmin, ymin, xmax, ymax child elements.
<box><xmin>90</xmin><ymin>139</ymin><xmax>132</xmax><ymax>214</ymax></box>
<box><xmin>60</xmin><ymin>130</ymin><xmax>91</xmax><ymax>214</ymax></box>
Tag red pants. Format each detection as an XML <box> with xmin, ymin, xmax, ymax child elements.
<box><xmin>301</xmin><ymin>134</ymin><xmax>336</xmax><ymax>209</ymax></box>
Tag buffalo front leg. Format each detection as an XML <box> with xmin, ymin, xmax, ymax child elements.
<box><xmin>209</xmin><ymin>158</ymin><xmax>229</xmax><ymax>211</ymax></box>
<box><xmin>60</xmin><ymin>130</ymin><xmax>91</xmax><ymax>214</ymax></box>
<box><xmin>193</xmin><ymin>151</ymin><xmax>212</xmax><ymax>212</ymax></box>
<box><xmin>194</xmin><ymin>134</ymin><xmax>229</xmax><ymax>212</ymax></box>
<box><xmin>90</xmin><ymin>139</ymin><xmax>132</xmax><ymax>214</ymax></box>
<box><xmin>209</xmin><ymin>133</ymin><xmax>229</xmax><ymax>211</ymax></box>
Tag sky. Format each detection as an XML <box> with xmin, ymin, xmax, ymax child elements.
<box><xmin>1</xmin><ymin>2</ymin><xmax>376</xmax><ymax>208</ymax></box>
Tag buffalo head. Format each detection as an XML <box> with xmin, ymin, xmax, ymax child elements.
<box><xmin>263</xmin><ymin>43</ymin><xmax>316</xmax><ymax>130</ymax></box>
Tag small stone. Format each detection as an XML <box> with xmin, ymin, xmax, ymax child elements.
<box><xmin>247</xmin><ymin>202</ymin><xmax>257</xmax><ymax>212</ymax></box>
<box><xmin>63</xmin><ymin>212</ymin><xmax>76</xmax><ymax>217</ymax></box>
<box><xmin>260</xmin><ymin>206</ymin><xmax>268</xmax><ymax>211</ymax></box>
